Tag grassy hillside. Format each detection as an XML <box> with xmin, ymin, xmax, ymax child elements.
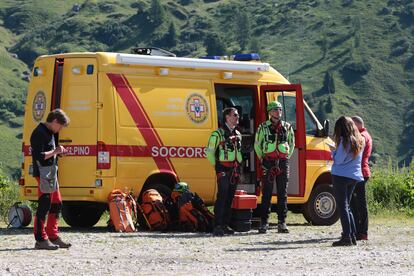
<box><xmin>0</xmin><ymin>0</ymin><xmax>413</xmax><ymax>177</ymax></box>
<box><xmin>0</xmin><ymin>7</ymin><xmax>30</xmax><ymax>176</ymax></box>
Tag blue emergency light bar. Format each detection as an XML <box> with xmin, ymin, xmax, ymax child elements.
<box><xmin>199</xmin><ymin>53</ymin><xmax>261</xmax><ymax>61</ymax></box>
<box><xmin>233</xmin><ymin>53</ymin><xmax>260</xmax><ymax>61</ymax></box>
<box><xmin>199</xmin><ymin>56</ymin><xmax>222</xmax><ymax>60</ymax></box>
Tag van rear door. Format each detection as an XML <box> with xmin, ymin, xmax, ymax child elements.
<box><xmin>22</xmin><ymin>57</ymin><xmax>56</xmax><ymax>190</ymax></box>
<box><xmin>55</xmin><ymin>58</ymin><xmax>98</xmax><ymax>188</ymax></box>
<box><xmin>259</xmin><ymin>84</ymin><xmax>306</xmax><ymax>197</ymax></box>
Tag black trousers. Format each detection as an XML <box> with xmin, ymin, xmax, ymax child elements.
<box><xmin>350</xmin><ymin>178</ymin><xmax>369</xmax><ymax>235</ymax></box>
<box><xmin>214</xmin><ymin>172</ymin><xmax>237</xmax><ymax>227</ymax></box>
<box><xmin>260</xmin><ymin>159</ymin><xmax>289</xmax><ymax>224</ymax></box>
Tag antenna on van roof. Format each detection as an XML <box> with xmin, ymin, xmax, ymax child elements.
<box><xmin>131</xmin><ymin>47</ymin><xmax>176</xmax><ymax>57</ymax></box>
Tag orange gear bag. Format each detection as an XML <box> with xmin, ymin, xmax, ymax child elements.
<box><xmin>140</xmin><ymin>189</ymin><xmax>170</xmax><ymax>231</ymax></box>
<box><xmin>174</xmin><ymin>191</ymin><xmax>214</xmax><ymax>232</ymax></box>
<box><xmin>108</xmin><ymin>189</ymin><xmax>137</xmax><ymax>232</ymax></box>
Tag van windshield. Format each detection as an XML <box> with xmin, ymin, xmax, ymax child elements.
<box><xmin>276</xmin><ymin>94</ymin><xmax>322</xmax><ymax>135</ymax></box>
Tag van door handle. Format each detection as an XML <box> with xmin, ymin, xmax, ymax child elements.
<box><xmin>59</xmin><ymin>139</ymin><xmax>72</xmax><ymax>143</ymax></box>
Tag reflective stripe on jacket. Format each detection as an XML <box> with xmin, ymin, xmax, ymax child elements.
<box><xmin>206</xmin><ymin>127</ymin><xmax>242</xmax><ymax>166</ymax></box>
<box><xmin>254</xmin><ymin>120</ymin><xmax>295</xmax><ymax>159</ymax></box>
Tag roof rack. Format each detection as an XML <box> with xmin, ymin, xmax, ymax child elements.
<box><xmin>116</xmin><ymin>53</ymin><xmax>270</xmax><ymax>72</ymax></box>
<box><xmin>131</xmin><ymin>47</ymin><xmax>176</xmax><ymax>57</ymax></box>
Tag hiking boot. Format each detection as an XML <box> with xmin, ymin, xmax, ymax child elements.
<box><xmin>277</xmin><ymin>222</ymin><xmax>289</xmax><ymax>233</ymax></box>
<box><xmin>35</xmin><ymin>239</ymin><xmax>59</xmax><ymax>250</ymax></box>
<box><xmin>356</xmin><ymin>233</ymin><xmax>368</xmax><ymax>241</ymax></box>
<box><xmin>213</xmin><ymin>226</ymin><xmax>224</xmax><ymax>237</ymax></box>
<box><xmin>50</xmin><ymin>237</ymin><xmax>72</xmax><ymax>249</ymax></box>
<box><xmin>223</xmin><ymin>225</ymin><xmax>235</xmax><ymax>235</ymax></box>
<box><xmin>351</xmin><ymin>235</ymin><xmax>357</xmax><ymax>246</ymax></box>
<box><xmin>258</xmin><ymin>222</ymin><xmax>269</xmax><ymax>234</ymax></box>
<box><xmin>332</xmin><ymin>236</ymin><xmax>353</xmax><ymax>247</ymax></box>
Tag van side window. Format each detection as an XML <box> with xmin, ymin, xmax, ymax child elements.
<box><xmin>304</xmin><ymin>106</ymin><xmax>317</xmax><ymax>136</ymax></box>
<box><xmin>276</xmin><ymin>96</ymin><xmax>296</xmax><ymax>130</ymax></box>
<box><xmin>215</xmin><ymin>86</ymin><xmax>255</xmax><ymax>134</ymax></box>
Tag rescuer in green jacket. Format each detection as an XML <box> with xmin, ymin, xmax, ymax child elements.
<box><xmin>255</xmin><ymin>101</ymin><xmax>295</xmax><ymax>234</ymax></box>
<box><xmin>206</xmin><ymin>107</ymin><xmax>242</xmax><ymax>236</ymax></box>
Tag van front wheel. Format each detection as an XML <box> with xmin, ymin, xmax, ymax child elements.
<box><xmin>62</xmin><ymin>202</ymin><xmax>105</xmax><ymax>228</ymax></box>
<box><xmin>302</xmin><ymin>183</ymin><xmax>339</xmax><ymax>226</ymax></box>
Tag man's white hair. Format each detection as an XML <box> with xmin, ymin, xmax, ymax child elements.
<box><xmin>351</xmin><ymin>116</ymin><xmax>364</xmax><ymax>126</ymax></box>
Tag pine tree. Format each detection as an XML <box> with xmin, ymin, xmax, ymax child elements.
<box><xmin>323</xmin><ymin>71</ymin><xmax>335</xmax><ymax>94</ymax></box>
<box><xmin>326</xmin><ymin>96</ymin><xmax>333</xmax><ymax>113</ymax></box>
<box><xmin>249</xmin><ymin>38</ymin><xmax>260</xmax><ymax>54</ymax></box>
<box><xmin>235</xmin><ymin>11</ymin><xmax>250</xmax><ymax>50</ymax></box>
<box><xmin>204</xmin><ymin>33</ymin><xmax>226</xmax><ymax>55</ymax></box>
<box><xmin>164</xmin><ymin>22</ymin><xmax>178</xmax><ymax>47</ymax></box>
<box><xmin>149</xmin><ymin>0</ymin><xmax>166</xmax><ymax>27</ymax></box>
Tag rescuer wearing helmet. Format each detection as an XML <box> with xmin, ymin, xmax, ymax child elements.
<box><xmin>206</xmin><ymin>107</ymin><xmax>242</xmax><ymax>236</ymax></box>
<box><xmin>255</xmin><ymin>101</ymin><xmax>295</xmax><ymax>234</ymax></box>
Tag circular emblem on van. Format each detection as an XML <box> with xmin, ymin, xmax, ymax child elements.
<box><xmin>185</xmin><ymin>93</ymin><xmax>209</xmax><ymax>124</ymax></box>
<box><xmin>32</xmin><ymin>91</ymin><xmax>46</xmax><ymax>122</ymax></box>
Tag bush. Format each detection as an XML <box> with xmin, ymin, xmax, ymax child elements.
<box><xmin>9</xmin><ymin>117</ymin><xmax>23</xmax><ymax>128</ymax></box>
<box><xmin>391</xmin><ymin>40</ymin><xmax>410</xmax><ymax>56</ymax></box>
<box><xmin>204</xmin><ymin>33</ymin><xmax>226</xmax><ymax>55</ymax></box>
<box><xmin>94</xmin><ymin>22</ymin><xmax>132</xmax><ymax>45</ymax></box>
<box><xmin>341</xmin><ymin>60</ymin><xmax>371</xmax><ymax>85</ymax></box>
<box><xmin>0</xmin><ymin>109</ymin><xmax>16</xmax><ymax>121</ymax></box>
<box><xmin>0</xmin><ymin>173</ymin><xmax>20</xmax><ymax>223</ymax></box>
<box><xmin>0</xmin><ymin>170</ymin><xmax>36</xmax><ymax>225</ymax></box>
<box><xmin>405</xmin><ymin>54</ymin><xmax>414</xmax><ymax>70</ymax></box>
<box><xmin>0</xmin><ymin>96</ymin><xmax>25</xmax><ymax>116</ymax></box>
<box><xmin>367</xmin><ymin>162</ymin><xmax>414</xmax><ymax>215</ymax></box>
<box><xmin>343</xmin><ymin>61</ymin><xmax>371</xmax><ymax>75</ymax></box>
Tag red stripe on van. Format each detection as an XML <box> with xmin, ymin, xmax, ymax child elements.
<box><xmin>306</xmin><ymin>149</ymin><xmax>332</xmax><ymax>161</ymax></box>
<box><xmin>23</xmin><ymin>145</ymin><xmax>96</xmax><ymax>156</ymax></box>
<box><xmin>24</xmin><ymin>143</ymin><xmax>330</xmax><ymax>162</ymax></box>
<box><xmin>107</xmin><ymin>73</ymin><xmax>177</xmax><ymax>178</ymax></box>
<box><xmin>23</xmin><ymin>144</ymin><xmax>206</xmax><ymax>159</ymax></box>
<box><xmin>120</xmin><ymin>74</ymin><xmax>178</xmax><ymax>174</ymax></box>
<box><xmin>120</xmin><ymin>74</ymin><xmax>177</xmax><ymax>172</ymax></box>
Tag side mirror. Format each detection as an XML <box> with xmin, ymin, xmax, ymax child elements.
<box><xmin>323</xmin><ymin>119</ymin><xmax>330</xmax><ymax>137</ymax></box>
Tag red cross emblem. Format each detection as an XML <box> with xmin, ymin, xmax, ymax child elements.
<box><xmin>190</xmin><ymin>98</ymin><xmax>205</xmax><ymax>118</ymax></box>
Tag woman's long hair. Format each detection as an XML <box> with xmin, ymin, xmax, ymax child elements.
<box><xmin>333</xmin><ymin>116</ymin><xmax>364</xmax><ymax>157</ymax></box>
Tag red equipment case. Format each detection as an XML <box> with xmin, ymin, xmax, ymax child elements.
<box><xmin>231</xmin><ymin>190</ymin><xmax>257</xmax><ymax>209</ymax></box>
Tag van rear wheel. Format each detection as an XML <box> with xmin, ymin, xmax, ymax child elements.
<box><xmin>62</xmin><ymin>202</ymin><xmax>105</xmax><ymax>228</ymax></box>
<box><xmin>302</xmin><ymin>183</ymin><xmax>339</xmax><ymax>226</ymax></box>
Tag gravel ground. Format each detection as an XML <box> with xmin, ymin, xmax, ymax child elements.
<box><xmin>0</xmin><ymin>215</ymin><xmax>413</xmax><ymax>276</ymax></box>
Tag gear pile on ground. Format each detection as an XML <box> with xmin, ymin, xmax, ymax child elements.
<box><xmin>109</xmin><ymin>183</ymin><xmax>214</xmax><ymax>233</ymax></box>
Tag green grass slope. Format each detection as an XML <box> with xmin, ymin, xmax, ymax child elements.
<box><xmin>0</xmin><ymin>0</ymin><xmax>413</xmax><ymax>177</ymax></box>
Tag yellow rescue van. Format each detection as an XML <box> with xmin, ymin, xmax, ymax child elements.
<box><xmin>20</xmin><ymin>51</ymin><xmax>336</xmax><ymax>227</ymax></box>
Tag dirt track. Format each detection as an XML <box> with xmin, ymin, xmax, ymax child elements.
<box><xmin>0</xmin><ymin>215</ymin><xmax>413</xmax><ymax>275</ymax></box>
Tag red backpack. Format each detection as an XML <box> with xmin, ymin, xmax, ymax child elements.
<box><xmin>108</xmin><ymin>189</ymin><xmax>137</xmax><ymax>232</ymax></box>
<box><xmin>139</xmin><ymin>189</ymin><xmax>170</xmax><ymax>231</ymax></box>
